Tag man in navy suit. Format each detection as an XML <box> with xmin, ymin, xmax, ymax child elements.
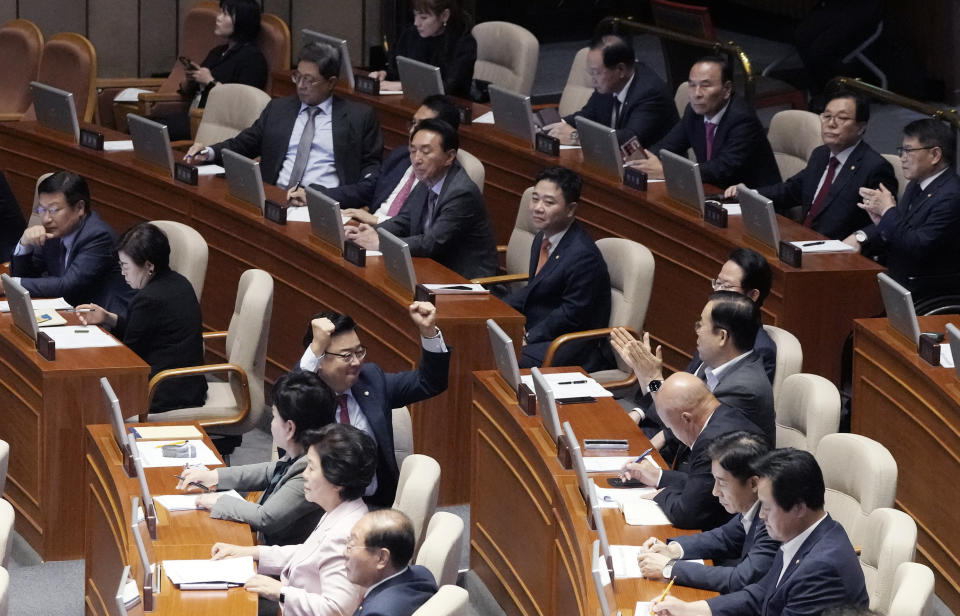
<box><xmin>653</xmin><ymin>449</ymin><xmax>868</xmax><ymax>616</ymax></box>
<box><xmin>185</xmin><ymin>42</ymin><xmax>382</xmax><ymax>207</ymax></box>
<box><xmin>7</xmin><ymin>171</ymin><xmax>133</xmax><ymax>317</ymax></box>
<box><xmin>637</xmin><ymin>431</ymin><xmax>779</xmax><ymax>592</ymax></box>
<box><xmin>502</xmin><ymin>167</ymin><xmax>611</xmax><ymax>368</ymax></box>
<box><xmin>620</xmin><ymin>373</ymin><xmax>765</xmax><ymax>530</ymax></box>
<box><xmin>346</xmin><ymin>509</ymin><xmax>438</xmax><ymax>616</ymax></box>
<box><xmin>547</xmin><ymin>33</ymin><xmax>678</xmax><ymax>147</ymax></box>
<box><xmin>633</xmin><ymin>55</ymin><xmax>780</xmax><ymax>188</ymax></box>
<box><xmin>725</xmin><ymin>89</ymin><xmax>897</xmax><ymax>241</ymax></box>
<box><xmin>854</xmin><ymin>118</ymin><xmax>960</xmax><ymax>303</ymax></box>
<box><xmin>298</xmin><ymin>302</ymin><xmax>450</xmax><ymax>507</ymax></box>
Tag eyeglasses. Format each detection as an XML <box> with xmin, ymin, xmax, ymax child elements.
<box><xmin>345</xmin><ymin>537</ymin><xmax>374</xmax><ymax>552</ymax></box>
<box><xmin>325</xmin><ymin>346</ymin><xmax>367</xmax><ymax>362</ymax></box>
<box><xmin>711</xmin><ymin>278</ymin><xmax>741</xmax><ymax>292</ymax></box>
<box><xmin>819</xmin><ymin>113</ymin><xmax>856</xmax><ymax>124</ymax></box>
<box><xmin>896</xmin><ymin>145</ymin><xmax>937</xmax><ymax>157</ymax></box>
<box><xmin>290</xmin><ymin>71</ymin><xmax>325</xmax><ymax>87</ymax></box>
<box><xmin>34</xmin><ymin>205</ymin><xmax>66</xmax><ymax>216</ymax></box>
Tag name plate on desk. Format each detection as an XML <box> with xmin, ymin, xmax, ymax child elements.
<box><xmin>517</xmin><ymin>382</ymin><xmax>536</xmax><ymax>416</ymax></box>
<box><xmin>36</xmin><ymin>331</ymin><xmax>55</xmax><ymax>361</ymax></box>
<box><xmin>457</xmin><ymin>104</ymin><xmax>473</xmax><ymax>125</ymax></box>
<box><xmin>703</xmin><ymin>200</ymin><xmax>728</xmax><ymax>228</ymax></box>
<box><xmin>623</xmin><ymin>166</ymin><xmax>647</xmax><ymax>191</ymax></box>
<box><xmin>264</xmin><ymin>199</ymin><xmax>287</xmax><ymax>224</ymax></box>
<box><xmin>173</xmin><ymin>162</ymin><xmax>198</xmax><ymax>185</ymax></box>
<box><xmin>354</xmin><ymin>74</ymin><xmax>380</xmax><ymax>96</ymax></box>
<box><xmin>919</xmin><ymin>334</ymin><xmax>941</xmax><ymax>366</ymax></box>
<box><xmin>79</xmin><ymin>129</ymin><xmax>104</xmax><ymax>151</ymax></box>
<box><xmin>779</xmin><ymin>241</ymin><xmax>802</xmax><ymax>268</ymax></box>
<box><xmin>535</xmin><ymin>133</ymin><xmax>560</xmax><ymax>157</ymax></box>
<box><xmin>343</xmin><ymin>239</ymin><xmax>366</xmax><ymax>267</ymax></box>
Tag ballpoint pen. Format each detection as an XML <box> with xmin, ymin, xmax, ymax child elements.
<box><xmin>634</xmin><ymin>447</ymin><xmax>654</xmax><ymax>463</ymax></box>
<box><xmin>802</xmin><ymin>240</ymin><xmax>825</xmax><ymax>247</ymax></box>
<box><xmin>173</xmin><ymin>474</ymin><xmax>211</xmax><ymax>492</ymax></box>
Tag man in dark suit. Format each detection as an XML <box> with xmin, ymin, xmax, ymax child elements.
<box><xmin>347</xmin><ymin>118</ymin><xmax>498</xmax><ymax>279</ymax></box>
<box><xmin>346</xmin><ymin>509</ymin><xmax>438</xmax><ymax>616</ymax></box>
<box><xmin>853</xmin><ymin>118</ymin><xmax>960</xmax><ymax>303</ymax></box>
<box><xmin>298</xmin><ymin>302</ymin><xmax>450</xmax><ymax>507</ymax></box>
<box><xmin>620</xmin><ymin>373</ymin><xmax>765</xmax><ymax>530</ymax></box>
<box><xmin>632</xmin><ymin>55</ymin><xmax>780</xmax><ymax>188</ymax></box>
<box><xmin>184</xmin><ymin>41</ymin><xmax>382</xmax><ymax>207</ymax></box>
<box><xmin>502</xmin><ymin>167</ymin><xmax>611</xmax><ymax>368</ymax></box>
<box><xmin>546</xmin><ymin>34</ymin><xmax>678</xmax><ymax>147</ymax></box>
<box><xmin>0</xmin><ymin>172</ymin><xmax>26</xmax><ymax>262</ymax></box>
<box><xmin>637</xmin><ymin>431</ymin><xmax>779</xmax><ymax>593</ymax></box>
<box><xmin>653</xmin><ymin>449</ymin><xmax>868</xmax><ymax>616</ymax></box>
<box><xmin>7</xmin><ymin>171</ymin><xmax>133</xmax><ymax>316</ymax></box>
<box><xmin>725</xmin><ymin>89</ymin><xmax>897</xmax><ymax>240</ymax></box>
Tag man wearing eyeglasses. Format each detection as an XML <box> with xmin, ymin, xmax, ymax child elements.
<box><xmin>852</xmin><ymin>118</ymin><xmax>960</xmax><ymax>302</ymax></box>
<box><xmin>297</xmin><ymin>301</ymin><xmax>450</xmax><ymax>507</ymax></box>
<box><xmin>6</xmin><ymin>170</ymin><xmax>133</xmax><ymax>316</ymax></box>
<box><xmin>184</xmin><ymin>41</ymin><xmax>382</xmax><ymax>208</ymax></box>
<box><xmin>724</xmin><ymin>89</ymin><xmax>897</xmax><ymax>241</ymax></box>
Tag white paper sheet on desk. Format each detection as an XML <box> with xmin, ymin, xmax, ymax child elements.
<box><xmin>113</xmin><ymin>87</ymin><xmax>153</xmax><ymax>103</ymax></box>
<box><xmin>790</xmin><ymin>239</ymin><xmax>856</xmax><ymax>253</ymax></box>
<box><xmin>560</xmin><ymin>145</ymin><xmax>581</xmax><ymax>150</ymax></box>
<box><xmin>103</xmin><ymin>140</ymin><xmax>135</xmax><ymax>152</ymax></box>
<box><xmin>195</xmin><ymin>164</ymin><xmax>225</xmax><ymax>176</ymax></box>
<box><xmin>583</xmin><ymin>456</ymin><xmax>638</xmax><ymax>473</ymax></box>
<box><xmin>473</xmin><ymin>110</ymin><xmax>495</xmax><ymax>124</ymax></box>
<box><xmin>0</xmin><ymin>297</ymin><xmax>71</xmax><ymax>312</ymax></box>
<box><xmin>162</xmin><ymin>556</ymin><xmax>255</xmax><ymax>585</ymax></box>
<box><xmin>941</xmin><ymin>344</ymin><xmax>955</xmax><ymax>368</ymax></box>
<box><xmin>723</xmin><ymin>203</ymin><xmax>742</xmax><ymax>215</ymax></box>
<box><xmin>622</xmin><ymin>499</ymin><xmax>672</xmax><ymax>526</ymax></box>
<box><xmin>422</xmin><ymin>283</ymin><xmax>489</xmax><ymax>294</ymax></box>
<box><xmin>379</xmin><ymin>90</ymin><xmax>403</xmax><ymax>95</ymax></box>
<box><xmin>636</xmin><ymin>601</ymin><xmax>654</xmax><ymax>614</ymax></box>
<box><xmin>42</xmin><ymin>325</ymin><xmax>121</xmax><ymax>349</ymax></box>
<box><xmin>130</xmin><ymin>425</ymin><xmax>203</xmax><ymax>440</ymax></box>
<box><xmin>611</xmin><ymin>545</ymin><xmax>647</xmax><ymax>578</ymax></box>
<box><xmin>285</xmin><ymin>205</ymin><xmax>351</xmax><ymax>225</ymax></box>
<box><xmin>519</xmin><ymin>371</ymin><xmax>613</xmax><ymax>398</ymax></box>
<box><xmin>135</xmin><ymin>439</ymin><xmax>221</xmax><ymax>468</ymax></box>
<box><xmin>596</xmin><ymin>485</ymin><xmax>658</xmax><ymax>509</ymax></box>
<box><xmin>155</xmin><ymin>490</ymin><xmax>244</xmax><ymax>511</ymax></box>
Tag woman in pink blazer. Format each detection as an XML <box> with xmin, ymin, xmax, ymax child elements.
<box><xmin>212</xmin><ymin>423</ymin><xmax>377</xmax><ymax>615</ymax></box>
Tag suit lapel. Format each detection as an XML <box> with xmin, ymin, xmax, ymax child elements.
<box><xmin>330</xmin><ymin>96</ymin><xmax>348</xmax><ymax>184</ymax></box>
<box><xmin>819</xmin><ymin>142</ymin><xmax>866</xmax><ymax>216</ymax></box>
<box><xmin>525</xmin><ymin>224</ymin><xmax>576</xmax><ymax>294</ymax></box>
<box><xmin>351</xmin><ymin>377</ymin><xmax>392</xmax><ymax>456</ymax></box>
<box><xmin>407</xmin><ymin>184</ymin><xmax>430</xmax><ymax>233</ymax></box>
<box><xmin>772</xmin><ymin>517</ymin><xmax>832</xmax><ymax>592</ymax></box>
<box><xmin>903</xmin><ymin>171</ymin><xmax>950</xmax><ymax>217</ymax></box>
<box><xmin>527</xmin><ymin>230</ymin><xmax>544</xmax><ymax>277</ymax></box>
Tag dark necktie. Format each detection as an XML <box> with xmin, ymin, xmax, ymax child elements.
<box><xmin>56</xmin><ymin>241</ymin><xmax>67</xmax><ymax>276</ymax></box>
<box><xmin>900</xmin><ymin>182</ymin><xmax>920</xmax><ymax>212</ymax></box>
<box><xmin>338</xmin><ymin>394</ymin><xmax>351</xmax><ymax>425</ymax></box>
<box><xmin>804</xmin><ymin>156</ymin><xmax>840</xmax><ymax>227</ymax></box>
<box><xmin>260</xmin><ymin>455</ymin><xmax>299</xmax><ymax>503</ymax></box>
<box><xmin>422</xmin><ymin>191</ymin><xmax>439</xmax><ymax>234</ymax></box>
<box><xmin>612</xmin><ymin>98</ymin><xmax>622</xmax><ymax>128</ymax></box>
<box><xmin>705</xmin><ymin>122</ymin><xmax>717</xmax><ymax>160</ymax></box>
<box><xmin>288</xmin><ymin>106</ymin><xmax>319</xmax><ymax>189</ymax></box>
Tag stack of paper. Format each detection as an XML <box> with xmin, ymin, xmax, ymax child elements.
<box><xmin>596</xmin><ymin>485</ymin><xmax>658</xmax><ymax>508</ymax></box>
<box><xmin>621</xmin><ymin>499</ymin><xmax>672</xmax><ymax>526</ymax></box>
<box><xmin>42</xmin><ymin>326</ymin><xmax>121</xmax><ymax>349</ymax></box>
<box><xmin>154</xmin><ymin>490</ymin><xmax>243</xmax><ymax>511</ymax></box>
<box><xmin>610</xmin><ymin>544</ymin><xmax>646</xmax><ymax>578</ymax></box>
<box><xmin>519</xmin><ymin>371</ymin><xmax>613</xmax><ymax>399</ymax></box>
<box><xmin>162</xmin><ymin>556</ymin><xmax>255</xmax><ymax>587</ymax></box>
<box><xmin>0</xmin><ymin>297</ymin><xmax>71</xmax><ymax>312</ymax></box>
<box><xmin>583</xmin><ymin>456</ymin><xmax>640</xmax><ymax>473</ymax></box>
<box><xmin>134</xmin><ymin>439</ymin><xmax>221</xmax><ymax>468</ymax></box>
<box><xmin>790</xmin><ymin>239</ymin><xmax>856</xmax><ymax>253</ymax></box>
<box><xmin>130</xmin><ymin>425</ymin><xmax>203</xmax><ymax>440</ymax></box>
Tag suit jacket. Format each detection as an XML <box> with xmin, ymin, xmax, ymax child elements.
<box><xmin>10</xmin><ymin>211</ymin><xmax>134</xmax><ymax>317</ymax></box>
<box><xmin>758</xmin><ymin>141</ymin><xmax>897</xmax><ymax>240</ymax></box>
<box><xmin>209</xmin><ymin>94</ymin><xmax>382</xmax><ymax>199</ymax></box>
<box><xmin>212</xmin><ymin>455</ymin><xmax>323</xmax><ymax>546</ymax></box>
<box><xmin>354</xmin><ymin>565</ymin><xmax>438</xmax><ymax>616</ymax></box>
<box><xmin>655</xmin><ymin>94</ymin><xmax>781</xmax><ymax>188</ymax></box>
<box><xmin>0</xmin><ymin>171</ymin><xmax>25</xmax><ymax>262</ymax></box>
<box><xmin>563</xmin><ymin>63</ymin><xmax>679</xmax><ymax>146</ymax></box>
<box><xmin>670</xmin><ymin>509</ymin><xmax>780</xmax><ymax>593</ymax></box>
<box><xmin>377</xmin><ymin>161</ymin><xmax>498</xmax><ymax>279</ymax></box>
<box><xmin>862</xmin><ymin>170</ymin><xmax>960</xmax><ymax>301</ymax></box>
<box><xmin>258</xmin><ymin>498</ymin><xmax>368</xmax><ymax>616</ymax></box>
<box><xmin>654</xmin><ymin>404</ymin><xmax>764</xmax><ymax>530</ymax></box>
<box><xmin>708</xmin><ymin>515</ymin><xmax>869</xmax><ymax>616</ymax></box>
<box><xmin>504</xmin><ymin>221</ymin><xmax>611</xmax><ymax>367</ymax></box>
<box><xmin>114</xmin><ymin>270</ymin><xmax>207</xmax><ymax>412</ymax></box>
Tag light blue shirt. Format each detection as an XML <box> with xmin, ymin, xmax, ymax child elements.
<box><xmin>276</xmin><ymin>98</ymin><xmax>338</xmax><ymax>190</ymax></box>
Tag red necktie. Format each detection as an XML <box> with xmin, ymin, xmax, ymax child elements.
<box><xmin>338</xmin><ymin>394</ymin><xmax>351</xmax><ymax>425</ymax></box>
<box><xmin>535</xmin><ymin>236</ymin><xmax>550</xmax><ymax>275</ymax></box>
<box><xmin>386</xmin><ymin>172</ymin><xmax>417</xmax><ymax>217</ymax></box>
<box><xmin>705</xmin><ymin>122</ymin><xmax>717</xmax><ymax>161</ymax></box>
<box><xmin>805</xmin><ymin>156</ymin><xmax>840</xmax><ymax>227</ymax></box>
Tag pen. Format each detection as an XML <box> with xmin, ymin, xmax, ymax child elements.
<box><xmin>158</xmin><ymin>440</ymin><xmax>188</xmax><ymax>448</ymax></box>
<box><xmin>650</xmin><ymin>577</ymin><xmax>676</xmax><ymax>615</ymax></box>
<box><xmin>174</xmin><ymin>474</ymin><xmax>212</xmax><ymax>492</ymax></box>
<box><xmin>557</xmin><ymin>379</ymin><xmax>588</xmax><ymax>385</ymax></box>
<box><xmin>634</xmin><ymin>447</ymin><xmax>654</xmax><ymax>464</ymax></box>
<box><xmin>802</xmin><ymin>240</ymin><xmax>825</xmax><ymax>247</ymax></box>
<box><xmin>64</xmin><ymin>307</ymin><xmax>95</xmax><ymax>313</ymax></box>
<box><xmin>74</xmin><ymin>328</ymin><xmax>89</xmax><ymax>333</ymax></box>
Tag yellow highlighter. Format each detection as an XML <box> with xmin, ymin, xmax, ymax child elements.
<box><xmin>156</xmin><ymin>440</ymin><xmax>188</xmax><ymax>448</ymax></box>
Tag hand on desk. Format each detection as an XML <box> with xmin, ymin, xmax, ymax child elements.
<box><xmin>620</xmin><ymin>457</ymin><xmax>660</xmax><ymax>487</ymax></box>
<box><xmin>342</xmin><ymin>208</ymin><xmax>378</xmax><ymax>225</ymax></box>
<box><xmin>723</xmin><ymin>184</ymin><xmax>743</xmax><ymax>199</ymax></box>
<box><xmin>211</xmin><ymin>542</ymin><xmax>258</xmax><ymax>560</ymax></box>
<box><xmin>344</xmin><ymin>223</ymin><xmax>380</xmax><ymax>250</ymax></box>
<box><xmin>610</xmin><ymin>328</ymin><xmax>663</xmax><ymax>389</ymax></box>
<box><xmin>368</xmin><ymin>70</ymin><xmax>387</xmax><ymax>81</ymax></box>
<box><xmin>19</xmin><ymin>224</ymin><xmax>54</xmax><ymax>249</ymax></box>
<box><xmin>194</xmin><ymin>493</ymin><xmax>221</xmax><ymax>510</ymax></box>
<box><xmin>176</xmin><ymin>467</ymin><xmax>218</xmax><ymax>491</ymax></box>
<box><xmin>626</xmin><ymin>153</ymin><xmax>664</xmax><ymax>180</ymax></box>
<box><xmin>286</xmin><ymin>186</ymin><xmax>307</xmax><ymax>207</ymax></box>
<box><xmin>409</xmin><ymin>301</ymin><xmax>438</xmax><ymax>337</ymax></box>
<box><xmin>183</xmin><ymin>142</ymin><xmax>212</xmax><ymax>164</ymax></box>
<box><xmin>641</xmin><ymin>537</ymin><xmax>682</xmax><ymax>558</ymax></box>
<box><xmin>841</xmin><ymin>233</ymin><xmax>862</xmax><ymax>253</ymax></box>
<box><xmin>638</xmin><ymin>551</ymin><xmax>672</xmax><ymax>579</ymax></box>
<box><xmin>76</xmin><ymin>303</ymin><xmax>118</xmax><ymax>329</ymax></box>
<box><xmin>544</xmin><ymin>121</ymin><xmax>576</xmax><ymax>145</ymax></box>
<box><xmin>651</xmin><ymin>597</ymin><xmax>711</xmax><ymax>615</ymax></box>
<box><xmin>244</xmin><ymin>574</ymin><xmax>282</xmax><ymax>601</ymax></box>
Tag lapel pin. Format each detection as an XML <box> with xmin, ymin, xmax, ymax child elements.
<box><xmin>850</xmin><ymin>165</ymin><xmax>855</xmax><ymax>170</ymax></box>
<box><xmin>364</xmin><ymin>391</ymin><xmax>370</xmax><ymax>396</ymax></box>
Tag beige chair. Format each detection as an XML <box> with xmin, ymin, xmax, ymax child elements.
<box><xmin>455</xmin><ymin>149</ymin><xmax>485</xmax><ymax>193</ymax></box>
<box><xmin>189</xmin><ymin>83</ymin><xmax>271</xmax><ymax>146</ymax></box>
<box><xmin>0</xmin><ymin>440</ymin><xmax>7</xmax><ymax>497</ymax></box>
<box><xmin>775</xmin><ymin>373</ymin><xmax>840</xmax><ymax>452</ymax></box>
<box><xmin>859</xmin><ymin>508</ymin><xmax>917</xmax><ymax>612</ymax></box>
<box><xmin>0</xmin><ymin>19</ymin><xmax>43</xmax><ymax>118</ymax></box>
<box><xmin>392</xmin><ymin>406</ymin><xmax>414</xmax><ymax>470</ymax></box>
<box><xmin>816</xmin><ymin>433</ymin><xmax>897</xmax><ymax>549</ymax></box>
<box><xmin>20</xmin><ymin>32</ymin><xmax>98</xmax><ymax>124</ymax></box>
<box><xmin>557</xmin><ymin>47</ymin><xmax>593</xmax><ymax>118</ymax></box>
<box><xmin>415</xmin><ymin>511</ymin><xmax>464</xmax><ymax>587</ymax></box>
<box><xmin>883</xmin><ymin>154</ymin><xmax>906</xmax><ymax>200</ymax></box>
<box><xmin>0</xmin><ymin>500</ymin><xmax>11</xmax><ymax>568</ymax></box>
<box><xmin>673</xmin><ymin>82</ymin><xmax>689</xmax><ymax>118</ymax></box>
<box><xmin>150</xmin><ymin>220</ymin><xmax>208</xmax><ymax>301</ymax></box>
<box><xmin>471</xmin><ymin>21</ymin><xmax>539</xmax><ymax>96</ymax></box>
<box><xmin>392</xmin><ymin>454</ymin><xmax>441</xmax><ymax>553</ymax></box>
<box><xmin>767</xmin><ymin>110</ymin><xmax>823</xmax><ymax>184</ymax></box>
<box><xmin>0</xmin><ymin>566</ymin><xmax>8</xmax><ymax>616</ymax></box>
<box><xmin>412</xmin><ymin>585</ymin><xmax>469</xmax><ymax>616</ymax></box>
<box><xmin>763</xmin><ymin>324</ymin><xmax>803</xmax><ymax>403</ymax></box>
<box><xmin>887</xmin><ymin>562</ymin><xmax>935</xmax><ymax>616</ymax></box>
<box><xmin>26</xmin><ymin>172</ymin><xmax>55</xmax><ymax>228</ymax></box>
<box><xmin>141</xmin><ymin>269</ymin><xmax>273</xmax><ymax>444</ymax></box>
<box><xmin>471</xmin><ymin>187</ymin><xmax>536</xmax><ymax>288</ymax></box>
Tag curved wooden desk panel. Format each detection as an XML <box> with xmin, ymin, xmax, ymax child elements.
<box><xmin>853</xmin><ymin>316</ymin><xmax>960</xmax><ymax>614</ymax></box>
<box><xmin>0</xmin><ymin>121</ymin><xmax>524</xmax><ymax>505</ymax></box>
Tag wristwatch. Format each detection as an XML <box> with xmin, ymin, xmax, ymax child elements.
<box><xmin>648</xmin><ymin>379</ymin><xmax>663</xmax><ymax>393</ymax></box>
<box><xmin>855</xmin><ymin>230</ymin><xmax>868</xmax><ymax>244</ymax></box>
<box><xmin>663</xmin><ymin>558</ymin><xmax>678</xmax><ymax>578</ymax></box>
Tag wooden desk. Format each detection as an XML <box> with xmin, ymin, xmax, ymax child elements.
<box><xmin>85</xmin><ymin>423</ymin><xmax>257</xmax><ymax>616</ymax></box>
<box><xmin>852</xmin><ymin>316</ymin><xmax>960</xmax><ymax>614</ymax></box>
<box><xmin>471</xmin><ymin>369</ymin><xmax>716</xmax><ymax>615</ymax></box>
<box><xmin>0</xmin><ymin>313</ymin><xmax>149</xmax><ymax>561</ymax></box>
<box><xmin>0</xmin><ymin>121</ymin><xmax>524</xmax><ymax>505</ymax></box>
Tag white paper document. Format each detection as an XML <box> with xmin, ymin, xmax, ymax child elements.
<box><xmin>560</xmin><ymin>145</ymin><xmax>581</xmax><ymax>150</ymax></box>
<box><xmin>519</xmin><ymin>371</ymin><xmax>613</xmax><ymax>399</ymax></box>
<box><xmin>473</xmin><ymin>111</ymin><xmax>495</xmax><ymax>124</ymax></box>
<box><xmin>610</xmin><ymin>544</ymin><xmax>646</xmax><ymax>578</ymax></box>
<box><xmin>42</xmin><ymin>325</ymin><xmax>121</xmax><ymax>349</ymax></box>
<box><xmin>0</xmin><ymin>297</ymin><xmax>71</xmax><ymax>312</ymax></box>
<box><xmin>130</xmin><ymin>425</ymin><xmax>203</xmax><ymax>440</ymax></box>
<box><xmin>940</xmin><ymin>344</ymin><xmax>955</xmax><ymax>368</ymax></box>
<box><xmin>583</xmin><ymin>456</ymin><xmax>638</xmax><ymax>473</ymax></box>
<box><xmin>790</xmin><ymin>239</ymin><xmax>856</xmax><ymax>253</ymax></box>
<box><xmin>196</xmin><ymin>164</ymin><xmax>226</xmax><ymax>176</ymax></box>
<box><xmin>155</xmin><ymin>490</ymin><xmax>243</xmax><ymax>511</ymax></box>
<box><xmin>723</xmin><ymin>203</ymin><xmax>742</xmax><ymax>215</ymax></box>
<box><xmin>285</xmin><ymin>206</ymin><xmax>351</xmax><ymax>225</ymax></box>
<box><xmin>621</xmin><ymin>499</ymin><xmax>672</xmax><ymax>526</ymax></box>
<box><xmin>162</xmin><ymin>556</ymin><xmax>255</xmax><ymax>586</ymax></box>
<box><xmin>422</xmin><ymin>283</ymin><xmax>490</xmax><ymax>294</ymax></box>
<box><xmin>103</xmin><ymin>140</ymin><xmax>135</xmax><ymax>152</ymax></box>
<box><xmin>135</xmin><ymin>439</ymin><xmax>221</xmax><ymax>468</ymax></box>
<box><xmin>635</xmin><ymin>601</ymin><xmax>654</xmax><ymax>614</ymax></box>
<box><xmin>379</xmin><ymin>89</ymin><xmax>403</xmax><ymax>95</ymax></box>
<box><xmin>596</xmin><ymin>485</ymin><xmax>659</xmax><ymax>509</ymax></box>
<box><xmin>113</xmin><ymin>87</ymin><xmax>153</xmax><ymax>103</ymax></box>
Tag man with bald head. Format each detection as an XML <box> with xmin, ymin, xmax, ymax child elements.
<box><xmin>620</xmin><ymin>372</ymin><xmax>765</xmax><ymax>530</ymax></box>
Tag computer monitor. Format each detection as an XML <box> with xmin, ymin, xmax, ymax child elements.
<box><xmin>130</xmin><ymin>496</ymin><xmax>158</xmax><ymax>611</ymax></box>
<box><xmin>486</xmin><ymin>319</ymin><xmax>521</xmax><ymax>392</ymax></box>
<box><xmin>877</xmin><ymin>272</ymin><xmax>921</xmax><ymax>345</ymax></box>
<box><xmin>115</xmin><ymin>565</ymin><xmax>145</xmax><ymax>616</ymax></box>
<box><xmin>396</xmin><ymin>56</ymin><xmax>444</xmax><ymax>103</ymax></box>
<box><xmin>30</xmin><ymin>81</ymin><xmax>80</xmax><ymax>143</ymax></box>
<box><xmin>377</xmin><ymin>227</ymin><xmax>418</xmax><ymax>295</ymax></box>
<box><xmin>530</xmin><ymin>367</ymin><xmax>563</xmax><ymax>444</ymax></box>
<box><xmin>127</xmin><ymin>114</ymin><xmax>175</xmax><ymax>177</ymax></box>
<box><xmin>1</xmin><ymin>274</ymin><xmax>39</xmax><ymax>342</ymax></box>
<box><xmin>947</xmin><ymin>323</ymin><xmax>960</xmax><ymax>380</ymax></box>
<box><xmin>306</xmin><ymin>186</ymin><xmax>345</xmax><ymax>252</ymax></box>
<box><xmin>563</xmin><ymin>421</ymin><xmax>591</xmax><ymax>506</ymax></box>
<box><xmin>101</xmin><ymin>377</ymin><xmax>135</xmax><ymax>478</ymax></box>
<box><xmin>739</xmin><ymin>186</ymin><xmax>781</xmax><ymax>251</ymax></box>
<box><xmin>128</xmin><ymin>434</ymin><xmax>157</xmax><ymax>539</ymax></box>
<box><xmin>301</xmin><ymin>29</ymin><xmax>355</xmax><ymax>90</ymax></box>
<box><xmin>576</xmin><ymin>116</ymin><xmax>623</xmax><ymax>181</ymax></box>
<box><xmin>589</xmin><ymin>482</ymin><xmax>614</xmax><ymax>577</ymax></box>
<box><xmin>591</xmin><ymin>541</ymin><xmax>615</xmax><ymax>616</ymax></box>
<box><xmin>488</xmin><ymin>84</ymin><xmax>537</xmax><ymax>146</ymax></box>
<box><xmin>661</xmin><ymin>149</ymin><xmax>706</xmax><ymax>215</ymax></box>
<box><xmin>222</xmin><ymin>148</ymin><xmax>266</xmax><ymax>213</ymax></box>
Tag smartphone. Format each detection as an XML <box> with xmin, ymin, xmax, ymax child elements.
<box><xmin>556</xmin><ymin>396</ymin><xmax>596</xmax><ymax>405</ymax></box>
<box><xmin>178</xmin><ymin>56</ymin><xmax>195</xmax><ymax>69</ymax></box>
<box><xmin>607</xmin><ymin>477</ymin><xmax>646</xmax><ymax>488</ymax></box>
<box><xmin>583</xmin><ymin>439</ymin><xmax>629</xmax><ymax>450</ymax></box>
